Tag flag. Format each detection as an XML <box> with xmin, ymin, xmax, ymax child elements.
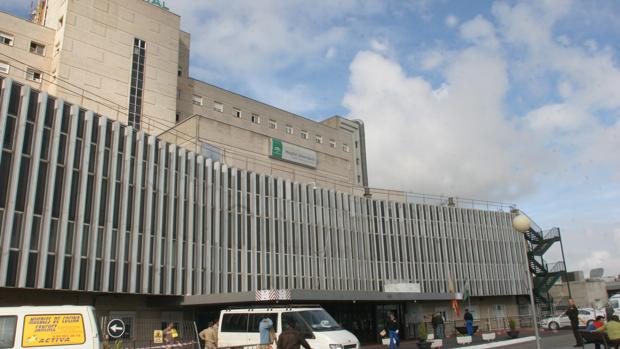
<box><xmin>452</xmin><ymin>298</ymin><xmax>461</xmax><ymax>317</ymax></box>
<box><xmin>448</xmin><ymin>271</ymin><xmax>460</xmax><ymax>316</ymax></box>
<box><xmin>463</xmin><ymin>279</ymin><xmax>471</xmax><ymax>302</ymax></box>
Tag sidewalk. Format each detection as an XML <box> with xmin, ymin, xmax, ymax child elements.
<box><xmin>360</xmin><ymin>328</ymin><xmax>568</xmax><ymax>349</ymax></box>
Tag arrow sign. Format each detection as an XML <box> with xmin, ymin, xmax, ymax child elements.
<box><xmin>107</xmin><ymin>319</ymin><xmax>126</xmax><ymax>339</ymax></box>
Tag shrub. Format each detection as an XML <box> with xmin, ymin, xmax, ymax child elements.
<box><xmin>418</xmin><ymin>322</ymin><xmax>427</xmax><ymax>340</ymax></box>
<box><xmin>508</xmin><ymin>318</ymin><xmax>516</xmax><ymax>331</ymax></box>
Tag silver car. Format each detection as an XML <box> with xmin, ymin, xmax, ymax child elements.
<box><xmin>539</xmin><ymin>308</ymin><xmax>604</xmax><ymax>330</ymax></box>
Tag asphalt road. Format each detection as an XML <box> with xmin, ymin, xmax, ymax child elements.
<box><xmin>503</xmin><ymin>331</ymin><xmax>581</xmax><ymax>349</ymax></box>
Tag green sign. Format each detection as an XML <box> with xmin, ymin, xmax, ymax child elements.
<box><xmin>272</xmin><ymin>139</ymin><xmax>283</xmax><ymax>159</ymax></box>
<box><xmin>270</xmin><ymin>139</ymin><xmax>316</xmax><ymax>168</ymax></box>
<box><xmin>145</xmin><ymin>0</ymin><xmax>169</xmax><ymax>10</ymax></box>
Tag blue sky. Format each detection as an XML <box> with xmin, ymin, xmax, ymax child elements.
<box><xmin>2</xmin><ymin>0</ymin><xmax>619</xmax><ymax>276</ymax></box>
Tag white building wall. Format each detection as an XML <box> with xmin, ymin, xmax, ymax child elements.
<box><xmin>0</xmin><ymin>78</ymin><xmax>529</xmax><ymax>297</ymax></box>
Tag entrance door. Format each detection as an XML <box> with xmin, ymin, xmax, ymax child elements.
<box><xmin>376</xmin><ymin>304</ymin><xmax>406</xmax><ymax>340</ymax></box>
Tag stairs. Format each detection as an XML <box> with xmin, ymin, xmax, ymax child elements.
<box><xmin>521</xmin><ymin>223</ymin><xmax>566</xmax><ymax>312</ymax></box>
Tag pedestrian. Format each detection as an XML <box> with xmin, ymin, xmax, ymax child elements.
<box><xmin>464</xmin><ymin>309</ymin><xmax>474</xmax><ymax>336</ymax></box>
<box><xmin>277</xmin><ymin>319</ymin><xmax>311</xmax><ymax>349</ymax></box>
<box><xmin>587</xmin><ymin>316</ymin><xmax>605</xmax><ymax>349</ymax></box>
<box><xmin>564</xmin><ymin>298</ymin><xmax>583</xmax><ymax>347</ymax></box>
<box><xmin>595</xmin><ymin>315</ymin><xmax>620</xmax><ymax>342</ymax></box>
<box><xmin>199</xmin><ymin>319</ymin><xmax>219</xmax><ymax>349</ymax></box>
<box><xmin>431</xmin><ymin>312</ymin><xmax>444</xmax><ymax>339</ymax></box>
<box><xmin>163</xmin><ymin>322</ymin><xmax>180</xmax><ymax>345</ymax></box>
<box><xmin>384</xmin><ymin>311</ymin><xmax>400</xmax><ymax>349</ymax></box>
<box><xmin>259</xmin><ymin>316</ymin><xmax>276</xmax><ymax>349</ymax></box>
<box><xmin>607</xmin><ymin>303</ymin><xmax>615</xmax><ymax>322</ymax></box>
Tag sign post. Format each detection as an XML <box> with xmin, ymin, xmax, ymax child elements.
<box><xmin>106</xmin><ymin>319</ymin><xmax>126</xmax><ymax>339</ymax></box>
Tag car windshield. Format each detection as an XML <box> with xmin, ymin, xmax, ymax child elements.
<box><xmin>298</xmin><ymin>310</ymin><xmax>342</xmax><ymax>332</ymax></box>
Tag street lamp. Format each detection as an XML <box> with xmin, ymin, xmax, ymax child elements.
<box><xmin>512</xmin><ymin>214</ymin><xmax>542</xmax><ymax>349</ymax></box>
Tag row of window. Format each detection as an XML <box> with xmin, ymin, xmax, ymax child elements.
<box><xmin>190</xmin><ymin>95</ymin><xmax>351</xmax><ymax>153</ymax></box>
<box><xmin>0</xmin><ymin>61</ymin><xmax>43</xmax><ymax>83</ymax></box>
<box><xmin>0</xmin><ymin>31</ymin><xmax>46</xmax><ymax>56</ymax></box>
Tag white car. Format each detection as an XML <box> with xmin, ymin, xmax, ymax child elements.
<box><xmin>539</xmin><ymin>308</ymin><xmax>604</xmax><ymax>330</ymax></box>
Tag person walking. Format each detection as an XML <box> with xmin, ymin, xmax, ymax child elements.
<box><xmin>565</xmin><ymin>298</ymin><xmax>583</xmax><ymax>347</ymax></box>
<box><xmin>277</xmin><ymin>319</ymin><xmax>311</xmax><ymax>349</ymax></box>
<box><xmin>259</xmin><ymin>316</ymin><xmax>276</xmax><ymax>349</ymax></box>
<box><xmin>199</xmin><ymin>319</ymin><xmax>219</xmax><ymax>349</ymax></box>
<box><xmin>431</xmin><ymin>312</ymin><xmax>444</xmax><ymax>339</ymax></box>
<box><xmin>385</xmin><ymin>311</ymin><xmax>400</xmax><ymax>349</ymax></box>
<box><xmin>464</xmin><ymin>309</ymin><xmax>474</xmax><ymax>336</ymax></box>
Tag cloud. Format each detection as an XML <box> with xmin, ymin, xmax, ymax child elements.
<box><xmin>370</xmin><ymin>39</ymin><xmax>389</xmax><ymax>52</ymax></box>
<box><xmin>445</xmin><ymin>15</ymin><xmax>459</xmax><ymax>28</ymax></box>
<box><xmin>343</xmin><ymin>47</ymin><xmax>549</xmax><ymax>200</ymax></box>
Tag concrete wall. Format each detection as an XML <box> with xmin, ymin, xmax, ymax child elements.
<box><xmin>0</xmin><ymin>12</ymin><xmax>54</xmax><ymax>89</ymax></box>
<box><xmin>550</xmin><ymin>280</ymin><xmax>609</xmax><ymax>309</ymax></box>
<box><xmin>41</xmin><ymin>0</ymin><xmax>181</xmax><ymax>133</ymax></box>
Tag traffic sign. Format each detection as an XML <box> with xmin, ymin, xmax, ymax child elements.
<box><xmin>107</xmin><ymin>319</ymin><xmax>126</xmax><ymax>339</ymax></box>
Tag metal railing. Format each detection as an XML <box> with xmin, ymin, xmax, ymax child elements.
<box><xmin>543</xmin><ymin>227</ymin><xmax>561</xmax><ymax>240</ymax></box>
<box><xmin>98</xmin><ymin>317</ymin><xmax>200</xmax><ymax>349</ymax></box>
<box><xmin>407</xmin><ymin>315</ymin><xmax>540</xmax><ymax>339</ymax></box>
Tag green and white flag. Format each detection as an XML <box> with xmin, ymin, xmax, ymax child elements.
<box><xmin>463</xmin><ymin>279</ymin><xmax>471</xmax><ymax>302</ymax></box>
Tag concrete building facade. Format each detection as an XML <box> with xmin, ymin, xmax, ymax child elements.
<box><xmin>0</xmin><ymin>78</ymin><xmax>531</xmax><ymax>341</ymax></box>
<box><xmin>0</xmin><ymin>0</ymin><xmax>368</xmax><ymax>190</ymax></box>
<box><xmin>0</xmin><ymin>0</ymin><xmax>540</xmax><ymax>343</ymax></box>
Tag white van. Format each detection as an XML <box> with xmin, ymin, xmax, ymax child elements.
<box><xmin>0</xmin><ymin>305</ymin><xmax>102</xmax><ymax>349</ymax></box>
<box><xmin>218</xmin><ymin>306</ymin><xmax>359</xmax><ymax>349</ymax></box>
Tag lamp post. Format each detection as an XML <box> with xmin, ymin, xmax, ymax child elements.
<box><xmin>512</xmin><ymin>214</ymin><xmax>542</xmax><ymax>349</ymax></box>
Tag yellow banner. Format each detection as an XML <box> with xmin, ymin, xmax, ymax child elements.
<box><xmin>22</xmin><ymin>314</ymin><xmax>86</xmax><ymax>347</ymax></box>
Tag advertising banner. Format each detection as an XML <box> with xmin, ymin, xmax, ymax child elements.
<box><xmin>22</xmin><ymin>314</ymin><xmax>85</xmax><ymax>347</ymax></box>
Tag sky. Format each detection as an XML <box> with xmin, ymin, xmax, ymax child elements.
<box><xmin>2</xmin><ymin>0</ymin><xmax>619</xmax><ymax>275</ymax></box>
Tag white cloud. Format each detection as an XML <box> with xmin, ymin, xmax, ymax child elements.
<box><xmin>524</xmin><ymin>103</ymin><xmax>588</xmax><ymax>132</ymax></box>
<box><xmin>445</xmin><ymin>15</ymin><xmax>459</xmax><ymax>28</ymax></box>
<box><xmin>420</xmin><ymin>51</ymin><xmax>445</xmax><ymax>70</ymax></box>
<box><xmin>343</xmin><ymin>48</ymin><xmax>549</xmax><ymax>200</ymax></box>
<box><xmin>460</xmin><ymin>15</ymin><xmax>499</xmax><ymax>49</ymax></box>
<box><xmin>370</xmin><ymin>39</ymin><xmax>389</xmax><ymax>52</ymax></box>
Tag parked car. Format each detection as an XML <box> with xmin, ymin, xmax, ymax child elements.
<box><xmin>539</xmin><ymin>308</ymin><xmax>604</xmax><ymax>330</ymax></box>
<box><xmin>218</xmin><ymin>306</ymin><xmax>360</xmax><ymax>349</ymax></box>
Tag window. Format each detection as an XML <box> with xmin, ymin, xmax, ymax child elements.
<box><xmin>58</xmin><ymin>16</ymin><xmax>64</xmax><ymax>29</ymax></box>
<box><xmin>343</xmin><ymin>144</ymin><xmax>350</xmax><ymax>152</ymax></box>
<box><xmin>128</xmin><ymin>38</ymin><xmax>146</xmax><ymax>130</ymax></box>
<box><xmin>214</xmin><ymin>101</ymin><xmax>224</xmax><ymax>113</ymax></box>
<box><xmin>0</xmin><ymin>316</ymin><xmax>17</xmax><ymax>348</ymax></box>
<box><xmin>329</xmin><ymin>139</ymin><xmax>336</xmax><ymax>148</ymax></box>
<box><xmin>286</xmin><ymin>125</ymin><xmax>294</xmax><ymax>134</ymax></box>
<box><xmin>221</xmin><ymin>314</ymin><xmax>248</xmax><ymax>332</ymax></box>
<box><xmin>251</xmin><ymin>113</ymin><xmax>260</xmax><ymax>124</ymax></box>
<box><xmin>29</xmin><ymin>41</ymin><xmax>46</xmax><ymax>55</ymax></box>
<box><xmin>247</xmin><ymin>313</ymin><xmax>278</xmax><ymax>333</ymax></box>
<box><xmin>177</xmin><ymin>89</ymin><xmax>181</xmax><ymax>99</ymax></box>
<box><xmin>233</xmin><ymin>107</ymin><xmax>241</xmax><ymax>118</ymax></box>
<box><xmin>357</xmin><ymin>175</ymin><xmax>361</xmax><ymax>183</ymax></box>
<box><xmin>192</xmin><ymin>95</ymin><xmax>203</xmax><ymax>106</ymax></box>
<box><xmin>269</xmin><ymin>119</ymin><xmax>277</xmax><ymax>129</ymax></box>
<box><xmin>175</xmin><ymin>113</ymin><xmax>180</xmax><ymax>122</ymax></box>
<box><xmin>0</xmin><ymin>32</ymin><xmax>13</xmax><ymax>46</ymax></box>
<box><xmin>356</xmin><ymin>158</ymin><xmax>360</xmax><ymax>165</ymax></box>
<box><xmin>26</xmin><ymin>68</ymin><xmax>42</xmax><ymax>82</ymax></box>
<box><xmin>300</xmin><ymin>130</ymin><xmax>308</xmax><ymax>139</ymax></box>
<box><xmin>0</xmin><ymin>61</ymin><xmax>9</xmax><ymax>74</ymax></box>
<box><xmin>315</xmin><ymin>135</ymin><xmax>323</xmax><ymax>144</ymax></box>
<box><xmin>177</xmin><ymin>66</ymin><xmax>182</xmax><ymax>77</ymax></box>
